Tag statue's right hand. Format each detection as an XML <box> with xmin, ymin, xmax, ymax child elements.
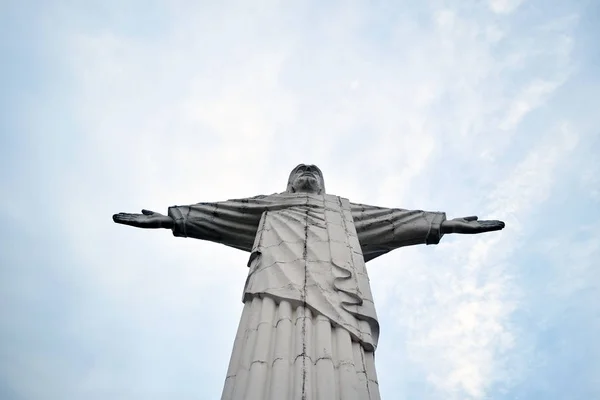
<box><xmin>112</xmin><ymin>209</ymin><xmax>173</xmax><ymax>229</ymax></box>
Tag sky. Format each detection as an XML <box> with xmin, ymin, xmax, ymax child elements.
<box><xmin>1</xmin><ymin>0</ymin><xmax>599</xmax><ymax>399</ymax></box>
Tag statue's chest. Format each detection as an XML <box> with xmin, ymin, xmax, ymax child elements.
<box><xmin>253</xmin><ymin>194</ymin><xmax>359</xmax><ymax>260</ymax></box>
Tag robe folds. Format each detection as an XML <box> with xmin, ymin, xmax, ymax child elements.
<box><xmin>168</xmin><ymin>192</ymin><xmax>445</xmax><ymax>400</ymax></box>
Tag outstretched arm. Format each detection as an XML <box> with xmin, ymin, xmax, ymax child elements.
<box><xmin>113</xmin><ymin>203</ymin><xmax>260</xmax><ymax>252</ymax></box>
<box><xmin>351</xmin><ymin>202</ymin><xmax>505</xmax><ymax>262</ymax></box>
<box><xmin>351</xmin><ymin>203</ymin><xmax>447</xmax><ymax>262</ymax></box>
<box><xmin>112</xmin><ymin>195</ymin><xmax>279</xmax><ymax>252</ymax></box>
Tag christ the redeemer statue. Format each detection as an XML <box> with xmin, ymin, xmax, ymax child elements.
<box><xmin>113</xmin><ymin>164</ymin><xmax>505</xmax><ymax>400</ymax></box>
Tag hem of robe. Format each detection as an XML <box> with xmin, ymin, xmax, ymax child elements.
<box><xmin>222</xmin><ymin>294</ymin><xmax>381</xmax><ymax>400</ymax></box>
<box><xmin>242</xmin><ymin>291</ymin><xmax>378</xmax><ymax>352</ymax></box>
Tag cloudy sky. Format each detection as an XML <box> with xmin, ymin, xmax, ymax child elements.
<box><xmin>1</xmin><ymin>0</ymin><xmax>599</xmax><ymax>399</ymax></box>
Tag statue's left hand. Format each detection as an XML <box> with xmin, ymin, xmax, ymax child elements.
<box><xmin>112</xmin><ymin>209</ymin><xmax>173</xmax><ymax>229</ymax></box>
<box><xmin>441</xmin><ymin>216</ymin><xmax>505</xmax><ymax>234</ymax></box>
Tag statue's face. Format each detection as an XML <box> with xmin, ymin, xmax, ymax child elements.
<box><xmin>288</xmin><ymin>164</ymin><xmax>325</xmax><ymax>194</ymax></box>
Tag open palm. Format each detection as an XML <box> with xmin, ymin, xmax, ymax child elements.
<box><xmin>442</xmin><ymin>216</ymin><xmax>505</xmax><ymax>234</ymax></box>
<box><xmin>112</xmin><ymin>209</ymin><xmax>172</xmax><ymax>229</ymax></box>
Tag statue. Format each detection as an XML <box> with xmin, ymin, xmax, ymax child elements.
<box><xmin>113</xmin><ymin>164</ymin><xmax>504</xmax><ymax>400</ymax></box>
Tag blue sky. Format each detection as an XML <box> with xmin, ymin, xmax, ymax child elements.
<box><xmin>1</xmin><ymin>0</ymin><xmax>599</xmax><ymax>399</ymax></box>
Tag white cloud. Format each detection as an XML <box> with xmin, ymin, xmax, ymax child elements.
<box><xmin>374</xmin><ymin>122</ymin><xmax>580</xmax><ymax>399</ymax></box>
<box><xmin>487</xmin><ymin>122</ymin><xmax>579</xmax><ymax>226</ymax></box>
<box><xmin>489</xmin><ymin>0</ymin><xmax>526</xmax><ymax>15</ymax></box>
<box><xmin>499</xmin><ymin>79</ymin><xmax>563</xmax><ymax>131</ymax></box>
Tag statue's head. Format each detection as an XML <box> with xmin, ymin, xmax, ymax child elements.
<box><xmin>286</xmin><ymin>164</ymin><xmax>325</xmax><ymax>194</ymax></box>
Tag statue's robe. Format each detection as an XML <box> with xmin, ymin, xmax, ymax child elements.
<box><xmin>169</xmin><ymin>192</ymin><xmax>445</xmax><ymax>400</ymax></box>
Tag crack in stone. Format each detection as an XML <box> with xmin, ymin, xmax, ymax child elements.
<box><xmin>301</xmin><ymin>204</ymin><xmax>309</xmax><ymax>400</ymax></box>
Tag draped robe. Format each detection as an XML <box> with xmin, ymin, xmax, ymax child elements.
<box><xmin>168</xmin><ymin>192</ymin><xmax>445</xmax><ymax>400</ymax></box>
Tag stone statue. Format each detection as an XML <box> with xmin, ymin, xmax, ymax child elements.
<box><xmin>113</xmin><ymin>164</ymin><xmax>504</xmax><ymax>400</ymax></box>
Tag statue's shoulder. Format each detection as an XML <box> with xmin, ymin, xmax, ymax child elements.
<box><xmin>322</xmin><ymin>194</ymin><xmax>347</xmax><ymax>202</ymax></box>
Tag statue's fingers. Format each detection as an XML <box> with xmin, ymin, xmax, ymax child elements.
<box><xmin>480</xmin><ymin>220</ymin><xmax>505</xmax><ymax>227</ymax></box>
<box><xmin>464</xmin><ymin>216</ymin><xmax>478</xmax><ymax>221</ymax></box>
<box><xmin>113</xmin><ymin>214</ymin><xmax>132</xmax><ymax>223</ymax></box>
<box><xmin>141</xmin><ymin>209</ymin><xmax>154</xmax><ymax>215</ymax></box>
<box><xmin>114</xmin><ymin>213</ymin><xmax>140</xmax><ymax>221</ymax></box>
<box><xmin>114</xmin><ymin>213</ymin><xmax>130</xmax><ymax>218</ymax></box>
<box><xmin>479</xmin><ymin>221</ymin><xmax>505</xmax><ymax>231</ymax></box>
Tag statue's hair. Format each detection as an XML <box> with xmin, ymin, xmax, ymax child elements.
<box><xmin>286</xmin><ymin>164</ymin><xmax>326</xmax><ymax>194</ymax></box>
